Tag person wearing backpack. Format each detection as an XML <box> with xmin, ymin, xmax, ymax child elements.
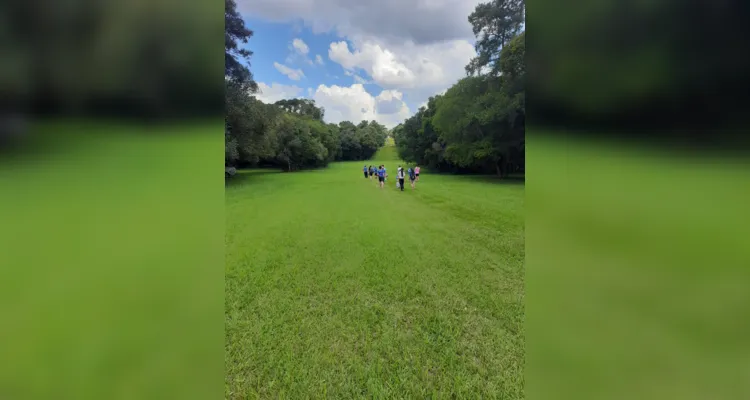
<box><xmin>407</xmin><ymin>166</ymin><xmax>416</xmax><ymax>189</ymax></box>
<box><xmin>377</xmin><ymin>165</ymin><xmax>387</xmax><ymax>189</ymax></box>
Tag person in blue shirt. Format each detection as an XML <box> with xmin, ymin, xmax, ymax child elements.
<box><xmin>377</xmin><ymin>165</ymin><xmax>387</xmax><ymax>188</ymax></box>
<box><xmin>407</xmin><ymin>166</ymin><xmax>416</xmax><ymax>189</ymax></box>
<box><xmin>368</xmin><ymin>165</ymin><xmax>375</xmax><ymax>179</ymax></box>
<box><xmin>363</xmin><ymin>165</ymin><xmax>369</xmax><ymax>179</ymax></box>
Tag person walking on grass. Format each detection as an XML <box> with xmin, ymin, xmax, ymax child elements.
<box><xmin>377</xmin><ymin>165</ymin><xmax>387</xmax><ymax>188</ymax></box>
<box><xmin>397</xmin><ymin>166</ymin><xmax>405</xmax><ymax>191</ymax></box>
<box><xmin>363</xmin><ymin>165</ymin><xmax>369</xmax><ymax>179</ymax></box>
<box><xmin>415</xmin><ymin>165</ymin><xmax>421</xmax><ymax>181</ymax></box>
<box><xmin>407</xmin><ymin>166</ymin><xmax>416</xmax><ymax>189</ymax></box>
<box><xmin>369</xmin><ymin>165</ymin><xmax>375</xmax><ymax>179</ymax></box>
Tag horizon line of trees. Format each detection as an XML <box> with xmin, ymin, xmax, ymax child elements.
<box><xmin>393</xmin><ymin>0</ymin><xmax>525</xmax><ymax>178</ymax></box>
<box><xmin>225</xmin><ymin>86</ymin><xmax>389</xmax><ymax>171</ymax></box>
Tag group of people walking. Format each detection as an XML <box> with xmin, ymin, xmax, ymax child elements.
<box><xmin>363</xmin><ymin>164</ymin><xmax>420</xmax><ymax>191</ymax></box>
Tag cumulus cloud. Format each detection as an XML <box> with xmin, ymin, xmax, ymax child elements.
<box><xmin>375</xmin><ymin>90</ymin><xmax>404</xmax><ymax>114</ymax></box>
<box><xmin>287</xmin><ymin>39</ymin><xmax>314</xmax><ymax>65</ymax></box>
<box><xmin>238</xmin><ymin>0</ymin><xmax>482</xmax><ymax>118</ymax></box>
<box><xmin>237</xmin><ymin>0</ymin><xmax>483</xmax><ymax>45</ymax></box>
<box><xmin>292</xmin><ymin>38</ymin><xmax>310</xmax><ymax>55</ymax></box>
<box><xmin>273</xmin><ymin>62</ymin><xmax>305</xmax><ymax>81</ymax></box>
<box><xmin>328</xmin><ymin>38</ymin><xmax>475</xmax><ymax>106</ymax></box>
<box><xmin>255</xmin><ymin>82</ymin><xmax>304</xmax><ymax>103</ymax></box>
<box><xmin>312</xmin><ymin>84</ymin><xmax>410</xmax><ymax>128</ymax></box>
<box><xmin>329</xmin><ymin>41</ymin><xmax>415</xmax><ymax>87</ymax></box>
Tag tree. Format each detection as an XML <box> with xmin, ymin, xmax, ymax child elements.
<box><xmin>338</xmin><ymin>123</ymin><xmax>362</xmax><ymax>161</ymax></box>
<box><xmin>225</xmin><ymin>0</ymin><xmax>257</xmax><ymax>93</ymax></box>
<box><xmin>394</xmin><ymin>25</ymin><xmax>525</xmax><ymax>177</ymax></box>
<box><xmin>274</xmin><ymin>99</ymin><xmax>325</xmax><ymax>121</ymax></box>
<box><xmin>395</xmin><ymin>97</ymin><xmax>449</xmax><ymax>170</ymax></box>
<box><xmin>432</xmin><ymin>74</ymin><xmax>524</xmax><ymax>177</ymax></box>
<box><xmin>225</xmin><ymin>81</ymin><xmax>277</xmax><ymax>166</ymax></box>
<box><xmin>466</xmin><ymin>0</ymin><xmax>525</xmax><ymax>77</ymax></box>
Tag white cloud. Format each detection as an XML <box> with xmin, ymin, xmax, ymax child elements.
<box><xmin>292</xmin><ymin>38</ymin><xmax>310</xmax><ymax>55</ymax></box>
<box><xmin>375</xmin><ymin>90</ymin><xmax>404</xmax><ymax>114</ymax></box>
<box><xmin>312</xmin><ymin>84</ymin><xmax>410</xmax><ymax>128</ymax></box>
<box><xmin>273</xmin><ymin>62</ymin><xmax>305</xmax><ymax>81</ymax></box>
<box><xmin>327</xmin><ymin>38</ymin><xmax>475</xmax><ymax>106</ymax></box>
<box><xmin>329</xmin><ymin>41</ymin><xmax>415</xmax><ymax>87</ymax></box>
<box><xmin>237</xmin><ymin>0</ymin><xmax>484</xmax><ymax>45</ymax></box>
<box><xmin>315</xmin><ymin>54</ymin><xmax>324</xmax><ymax>65</ymax></box>
<box><xmin>254</xmin><ymin>82</ymin><xmax>304</xmax><ymax>103</ymax></box>
<box><xmin>238</xmin><ymin>0</ymin><xmax>484</xmax><ymax>119</ymax></box>
<box><xmin>287</xmin><ymin>39</ymin><xmax>314</xmax><ymax>65</ymax></box>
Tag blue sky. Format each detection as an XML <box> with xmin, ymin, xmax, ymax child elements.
<box><xmin>246</xmin><ymin>18</ymin><xmax>382</xmax><ymax>98</ymax></box>
<box><xmin>237</xmin><ymin>0</ymin><xmax>483</xmax><ymax>127</ymax></box>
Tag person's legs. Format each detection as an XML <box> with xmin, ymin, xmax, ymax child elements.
<box><xmin>399</xmin><ymin>178</ymin><xmax>404</xmax><ymax>191</ymax></box>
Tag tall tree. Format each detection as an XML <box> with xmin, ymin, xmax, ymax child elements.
<box><xmin>274</xmin><ymin>99</ymin><xmax>325</xmax><ymax>121</ymax></box>
<box><xmin>225</xmin><ymin>81</ymin><xmax>277</xmax><ymax>165</ymax></box>
<box><xmin>466</xmin><ymin>0</ymin><xmax>525</xmax><ymax>76</ymax></box>
<box><xmin>225</xmin><ymin>0</ymin><xmax>257</xmax><ymax>93</ymax></box>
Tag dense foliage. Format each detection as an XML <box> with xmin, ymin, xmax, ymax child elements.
<box><xmin>225</xmin><ymin>82</ymin><xmax>388</xmax><ymax>171</ymax></box>
<box><xmin>394</xmin><ymin>1</ymin><xmax>525</xmax><ymax>177</ymax></box>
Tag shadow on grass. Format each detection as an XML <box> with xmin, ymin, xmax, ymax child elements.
<box><xmin>225</xmin><ymin>169</ymin><xmax>282</xmax><ymax>187</ymax></box>
<box><xmin>420</xmin><ymin>170</ymin><xmax>525</xmax><ymax>185</ymax></box>
<box><xmin>463</xmin><ymin>174</ymin><xmax>525</xmax><ymax>185</ymax></box>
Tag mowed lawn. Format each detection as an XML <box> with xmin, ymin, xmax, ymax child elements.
<box><xmin>225</xmin><ymin>146</ymin><xmax>525</xmax><ymax>399</ymax></box>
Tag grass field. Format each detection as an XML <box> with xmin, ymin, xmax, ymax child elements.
<box><xmin>225</xmin><ymin>146</ymin><xmax>525</xmax><ymax>398</ymax></box>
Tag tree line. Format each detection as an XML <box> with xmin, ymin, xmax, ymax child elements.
<box><xmin>225</xmin><ymin>86</ymin><xmax>388</xmax><ymax>171</ymax></box>
<box><xmin>393</xmin><ymin>0</ymin><xmax>525</xmax><ymax>177</ymax></box>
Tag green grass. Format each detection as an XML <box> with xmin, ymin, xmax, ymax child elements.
<box><xmin>225</xmin><ymin>146</ymin><xmax>525</xmax><ymax>398</ymax></box>
<box><xmin>1</xmin><ymin>121</ymin><xmax>223</xmax><ymax>399</ymax></box>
